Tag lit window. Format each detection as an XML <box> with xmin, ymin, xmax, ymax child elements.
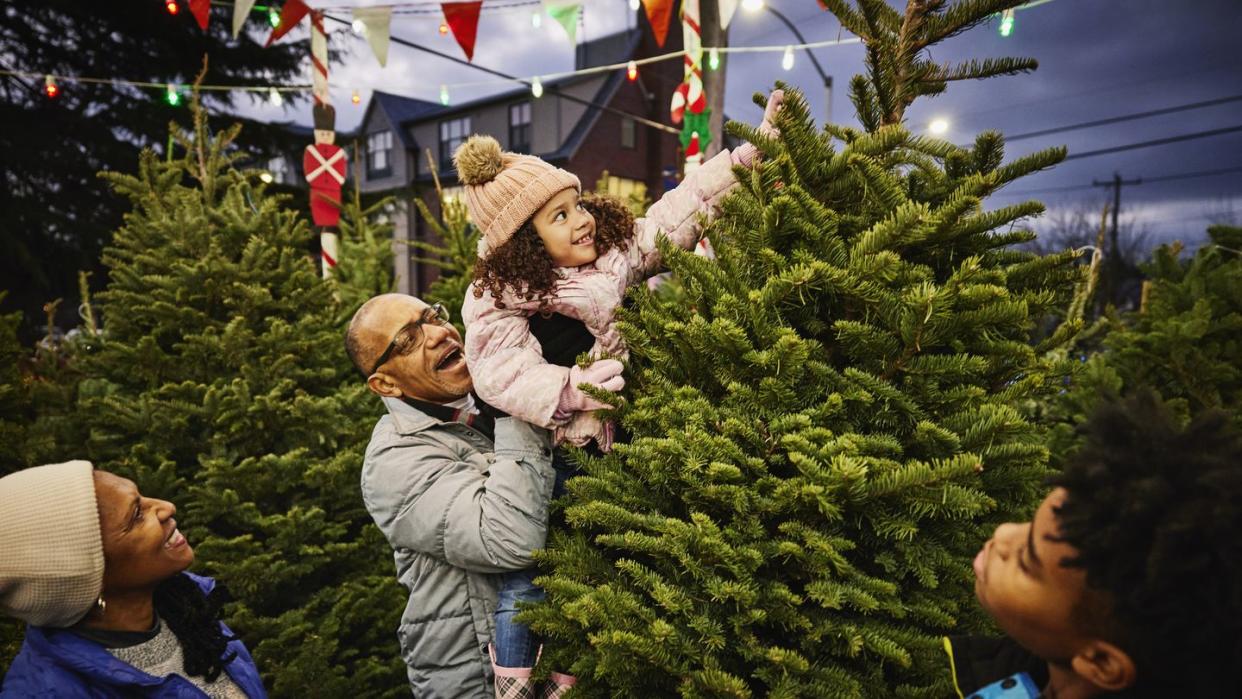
<box><xmin>604</xmin><ymin>175</ymin><xmax>646</xmax><ymax>201</ymax></box>
<box><xmin>267</xmin><ymin>157</ymin><xmax>289</xmax><ymax>184</ymax></box>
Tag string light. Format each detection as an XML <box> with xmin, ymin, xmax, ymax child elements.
<box><xmin>629</xmin><ymin>0</ymin><xmax>640</xmax><ymax>10</ymax></box>
<box><xmin>165</xmin><ymin>83</ymin><xmax>181</xmax><ymax>106</ymax></box>
<box><xmin>626</xmin><ymin>60</ymin><xmax>638</xmax><ymax>81</ymax></box>
<box><xmin>708</xmin><ymin>47</ymin><xmax>720</xmax><ymax>71</ymax></box>
<box><xmin>259</xmin><ymin>172</ymin><xmax>274</xmax><ymax>183</ymax></box>
<box><xmin>44</xmin><ymin>75</ymin><xmax>59</xmax><ymax>99</ymax></box>
<box><xmin>269</xmin><ymin>87</ymin><xmax>283</xmax><ymax>106</ymax></box>
<box><xmin>439</xmin><ymin>22</ymin><xmax>449</xmax><ymax>35</ymax></box>
<box><xmin>268</xmin><ymin>7</ymin><xmax>280</xmax><ymax>28</ymax></box>
<box><xmin>781</xmin><ymin>45</ymin><xmax>794</xmax><ymax>71</ymax></box>
<box><xmin>352</xmin><ymin>18</ymin><xmax>366</xmax><ymax>35</ymax></box>
<box><xmin>531</xmin><ymin>76</ymin><xmax>543</xmax><ymax>98</ymax></box>
<box><xmin>439</xmin><ymin>84</ymin><xmax>450</xmax><ymax>106</ymax></box>
<box><xmin>165</xmin><ymin>0</ymin><xmax>179</xmax><ymax>16</ymax></box>
<box><xmin>351</xmin><ymin>89</ymin><xmax>361</xmax><ymax>104</ymax></box>
<box><xmin>742</xmin><ymin>0</ymin><xmax>764</xmax><ymax>12</ymax></box>
<box><xmin>531</xmin><ymin>11</ymin><xmax>542</xmax><ymax>28</ymax></box>
<box><xmin>999</xmin><ymin>9</ymin><xmax>1015</xmax><ymax>37</ymax></box>
<box><xmin>929</xmin><ymin>117</ymin><xmax>949</xmax><ymax>135</ymax></box>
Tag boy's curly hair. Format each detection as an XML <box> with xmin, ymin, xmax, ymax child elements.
<box><xmin>472</xmin><ymin>192</ymin><xmax>635</xmax><ymax>309</ymax></box>
<box><xmin>1049</xmin><ymin>390</ymin><xmax>1242</xmax><ymax>696</ymax></box>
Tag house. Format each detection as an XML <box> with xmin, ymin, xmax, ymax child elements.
<box><xmin>352</xmin><ymin>14</ymin><xmax>689</xmax><ymax>295</ymax></box>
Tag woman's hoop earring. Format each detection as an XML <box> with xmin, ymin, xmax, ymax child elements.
<box><xmin>95</xmin><ymin>596</ymin><xmax>106</xmax><ymax>616</ymax></box>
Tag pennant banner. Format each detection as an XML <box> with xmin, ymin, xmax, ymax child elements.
<box><xmin>189</xmin><ymin>0</ymin><xmax>211</xmax><ymax>30</ymax></box>
<box><xmin>719</xmin><ymin>0</ymin><xmax>739</xmax><ymax>30</ymax></box>
<box><xmin>265</xmin><ymin>0</ymin><xmax>311</xmax><ymax>47</ymax></box>
<box><xmin>641</xmin><ymin>0</ymin><xmax>675</xmax><ymax>48</ymax></box>
<box><xmin>543</xmin><ymin>2</ymin><xmax>581</xmax><ymax>45</ymax></box>
<box><xmin>442</xmin><ymin>2</ymin><xmax>483</xmax><ymax>62</ymax></box>
<box><xmin>353</xmin><ymin>6</ymin><xmax>393</xmax><ymax>67</ymax></box>
<box><xmin>232</xmin><ymin>0</ymin><xmax>257</xmax><ymax>39</ymax></box>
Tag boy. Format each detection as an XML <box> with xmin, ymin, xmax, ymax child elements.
<box><xmin>951</xmin><ymin>392</ymin><xmax>1241</xmax><ymax>697</ymax></box>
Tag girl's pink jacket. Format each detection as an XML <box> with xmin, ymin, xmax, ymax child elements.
<box><xmin>462</xmin><ymin>149</ymin><xmax>742</xmax><ymax>447</ymax></box>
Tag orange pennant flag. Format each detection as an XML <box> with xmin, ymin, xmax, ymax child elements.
<box><xmin>642</xmin><ymin>0</ymin><xmax>675</xmax><ymax>47</ymax></box>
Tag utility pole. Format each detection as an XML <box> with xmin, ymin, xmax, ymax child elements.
<box><xmin>1093</xmin><ymin>172</ymin><xmax>1143</xmax><ymax>307</ymax></box>
<box><xmin>699</xmin><ymin>0</ymin><xmax>728</xmax><ymax>158</ymax></box>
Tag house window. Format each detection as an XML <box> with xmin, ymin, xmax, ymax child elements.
<box><xmin>603</xmin><ymin>175</ymin><xmax>647</xmax><ymax>202</ymax></box>
<box><xmin>367</xmin><ymin>130</ymin><xmax>393</xmax><ymax>177</ymax></box>
<box><xmin>509</xmin><ymin>102</ymin><xmax>532</xmax><ymax>153</ymax></box>
<box><xmin>620</xmin><ymin>118</ymin><xmax>636</xmax><ymax>149</ymax></box>
<box><xmin>439</xmin><ymin>117</ymin><xmax>472</xmax><ymax>171</ymax></box>
<box><xmin>267</xmin><ymin>156</ymin><xmax>289</xmax><ymax>184</ymax></box>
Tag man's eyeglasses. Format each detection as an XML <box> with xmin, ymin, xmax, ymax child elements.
<box><xmin>369</xmin><ymin>303</ymin><xmax>453</xmax><ymax>375</ymax></box>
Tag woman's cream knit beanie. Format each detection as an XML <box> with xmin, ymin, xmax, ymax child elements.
<box><xmin>0</xmin><ymin>460</ymin><xmax>104</xmax><ymax>627</ymax></box>
<box><xmin>453</xmin><ymin>134</ymin><xmax>580</xmax><ymax>258</ymax></box>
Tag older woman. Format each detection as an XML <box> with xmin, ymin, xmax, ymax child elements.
<box><xmin>0</xmin><ymin>460</ymin><xmax>265</xmax><ymax>697</ymax></box>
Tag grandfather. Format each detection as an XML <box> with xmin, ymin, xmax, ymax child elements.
<box><xmin>345</xmin><ymin>293</ymin><xmax>557</xmax><ymax>698</ymax></box>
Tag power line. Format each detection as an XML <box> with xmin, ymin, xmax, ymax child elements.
<box><xmin>1005</xmin><ymin>94</ymin><xmax>1242</xmax><ymax>142</ymax></box>
<box><xmin>993</xmin><ymin>165</ymin><xmax>1242</xmax><ymax>197</ymax></box>
<box><xmin>1062</xmin><ymin>124</ymin><xmax>1242</xmax><ymax>161</ymax></box>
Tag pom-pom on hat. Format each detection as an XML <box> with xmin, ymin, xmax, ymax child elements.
<box><xmin>0</xmin><ymin>460</ymin><xmax>104</xmax><ymax>628</ymax></box>
<box><xmin>453</xmin><ymin>134</ymin><xmax>580</xmax><ymax>258</ymax></box>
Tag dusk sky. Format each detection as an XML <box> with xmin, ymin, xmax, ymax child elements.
<box><xmin>236</xmin><ymin>0</ymin><xmax>1242</xmax><ymax>248</ymax></box>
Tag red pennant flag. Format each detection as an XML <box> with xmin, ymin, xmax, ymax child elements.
<box><xmin>265</xmin><ymin>0</ymin><xmax>311</xmax><ymax>47</ymax></box>
<box><xmin>442</xmin><ymin>2</ymin><xmax>483</xmax><ymax>62</ymax></box>
<box><xmin>189</xmin><ymin>0</ymin><xmax>210</xmax><ymax>30</ymax></box>
<box><xmin>642</xmin><ymin>0</ymin><xmax>675</xmax><ymax>47</ymax></box>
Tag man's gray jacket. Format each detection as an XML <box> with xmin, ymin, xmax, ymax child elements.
<box><xmin>361</xmin><ymin>396</ymin><xmax>556</xmax><ymax>698</ymax></box>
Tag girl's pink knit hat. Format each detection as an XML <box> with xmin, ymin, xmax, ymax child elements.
<box><xmin>452</xmin><ymin>134</ymin><xmax>580</xmax><ymax>258</ymax></box>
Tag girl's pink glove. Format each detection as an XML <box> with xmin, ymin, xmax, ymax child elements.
<box><xmin>731</xmin><ymin>89</ymin><xmax>785</xmax><ymax>168</ymax></box>
<box><xmin>555</xmin><ymin>359</ymin><xmax>625</xmax><ymax>417</ymax></box>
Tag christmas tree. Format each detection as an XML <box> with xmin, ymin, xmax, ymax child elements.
<box><xmin>1046</xmin><ymin>225</ymin><xmax>1242</xmax><ymax>457</ymax></box>
<box><xmin>411</xmin><ymin>149</ymin><xmax>480</xmax><ymax>332</ymax></box>
<box><xmin>525</xmin><ymin>1</ymin><xmax>1080</xmax><ymax>696</ymax></box>
<box><xmin>76</xmin><ymin>92</ymin><xmax>407</xmax><ymax>697</ymax></box>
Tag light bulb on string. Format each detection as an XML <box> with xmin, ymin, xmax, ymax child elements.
<box><xmin>165</xmin><ymin>83</ymin><xmax>181</xmax><ymax>106</ymax></box>
<box><xmin>626</xmin><ymin>60</ymin><xmax>638</xmax><ymax>81</ymax></box>
<box><xmin>531</xmin><ymin>77</ymin><xmax>544</xmax><ymax>99</ymax></box>
<box><xmin>44</xmin><ymin>75</ymin><xmax>59</xmax><ymax>99</ymax></box>
<box><xmin>531</xmin><ymin>11</ymin><xmax>542</xmax><ymax>29</ymax></box>
<box><xmin>439</xmin><ymin>84</ymin><xmax>451</xmax><ymax>106</ymax></box>
<box><xmin>259</xmin><ymin>172</ymin><xmax>274</xmax><ymax>184</ymax></box>
<box><xmin>999</xmin><ymin>9</ymin><xmax>1015</xmax><ymax>37</ymax></box>
<box><xmin>269</xmin><ymin>87</ymin><xmax>283</xmax><ymax>106</ymax></box>
<box><xmin>929</xmin><ymin>118</ymin><xmax>949</xmax><ymax>135</ymax></box>
<box><xmin>351</xmin><ymin>90</ymin><xmax>361</xmax><ymax>105</ymax></box>
<box><xmin>629</xmin><ymin>0</ymin><xmax>640</xmax><ymax>11</ymax></box>
<box><xmin>165</xmin><ymin>0</ymin><xmax>179</xmax><ymax>16</ymax></box>
<box><xmin>708</xmin><ymin>47</ymin><xmax>720</xmax><ymax>71</ymax></box>
<box><xmin>352</xmin><ymin>19</ymin><xmax>366</xmax><ymax>35</ymax></box>
<box><xmin>439</xmin><ymin>22</ymin><xmax>449</xmax><ymax>35</ymax></box>
<box><xmin>742</xmin><ymin>0</ymin><xmax>763</xmax><ymax>13</ymax></box>
<box><xmin>781</xmin><ymin>46</ymin><xmax>794</xmax><ymax>71</ymax></box>
<box><xmin>268</xmin><ymin>7</ymin><xmax>280</xmax><ymax>28</ymax></box>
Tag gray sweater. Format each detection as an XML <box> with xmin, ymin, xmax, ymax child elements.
<box><xmin>106</xmin><ymin>621</ymin><xmax>248</xmax><ymax>699</ymax></box>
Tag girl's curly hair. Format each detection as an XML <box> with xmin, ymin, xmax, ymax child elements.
<box><xmin>472</xmin><ymin>192</ymin><xmax>636</xmax><ymax>309</ymax></box>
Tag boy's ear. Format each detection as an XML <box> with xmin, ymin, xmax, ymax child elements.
<box><xmin>1070</xmin><ymin>640</ymin><xmax>1136</xmax><ymax>692</ymax></box>
<box><xmin>367</xmin><ymin>372</ymin><xmax>403</xmax><ymax>399</ymax></box>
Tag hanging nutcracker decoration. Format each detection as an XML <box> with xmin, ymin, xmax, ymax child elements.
<box><xmin>301</xmin><ymin>10</ymin><xmax>345</xmax><ymax>278</ymax></box>
<box><xmin>670</xmin><ymin>0</ymin><xmax>709</xmax><ymax>172</ymax></box>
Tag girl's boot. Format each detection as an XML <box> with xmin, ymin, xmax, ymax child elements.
<box><xmin>490</xmin><ymin>645</ymin><xmax>539</xmax><ymax>699</ymax></box>
<box><xmin>538</xmin><ymin>672</ymin><xmax>577</xmax><ymax>699</ymax></box>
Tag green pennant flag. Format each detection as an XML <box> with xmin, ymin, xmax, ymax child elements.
<box><xmin>543</xmin><ymin>1</ymin><xmax>581</xmax><ymax>45</ymax></box>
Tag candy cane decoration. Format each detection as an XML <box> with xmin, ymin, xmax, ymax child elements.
<box><xmin>670</xmin><ymin>0</ymin><xmax>706</xmax><ymax>125</ymax></box>
<box><xmin>310</xmin><ymin>11</ymin><xmax>329</xmax><ymax>108</ymax></box>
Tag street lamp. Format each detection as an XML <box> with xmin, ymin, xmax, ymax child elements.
<box><xmin>744</xmin><ymin>2</ymin><xmax>833</xmax><ymax>123</ymax></box>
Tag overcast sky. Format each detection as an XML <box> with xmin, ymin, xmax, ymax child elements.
<box><xmin>234</xmin><ymin>0</ymin><xmax>1242</xmax><ymax>248</ymax></box>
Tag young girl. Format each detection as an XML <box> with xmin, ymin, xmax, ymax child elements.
<box><xmin>455</xmin><ymin>90</ymin><xmax>782</xmax><ymax>695</ymax></box>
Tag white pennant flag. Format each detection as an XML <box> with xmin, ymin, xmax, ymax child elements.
<box><xmin>232</xmin><ymin>0</ymin><xmax>257</xmax><ymax>38</ymax></box>
<box><xmin>719</xmin><ymin>0</ymin><xmax>740</xmax><ymax>30</ymax></box>
<box><xmin>353</xmin><ymin>6</ymin><xmax>393</xmax><ymax>67</ymax></box>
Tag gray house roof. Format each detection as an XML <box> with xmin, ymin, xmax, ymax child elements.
<box><xmin>368</xmin><ymin>91</ymin><xmax>444</xmax><ymax>149</ymax></box>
